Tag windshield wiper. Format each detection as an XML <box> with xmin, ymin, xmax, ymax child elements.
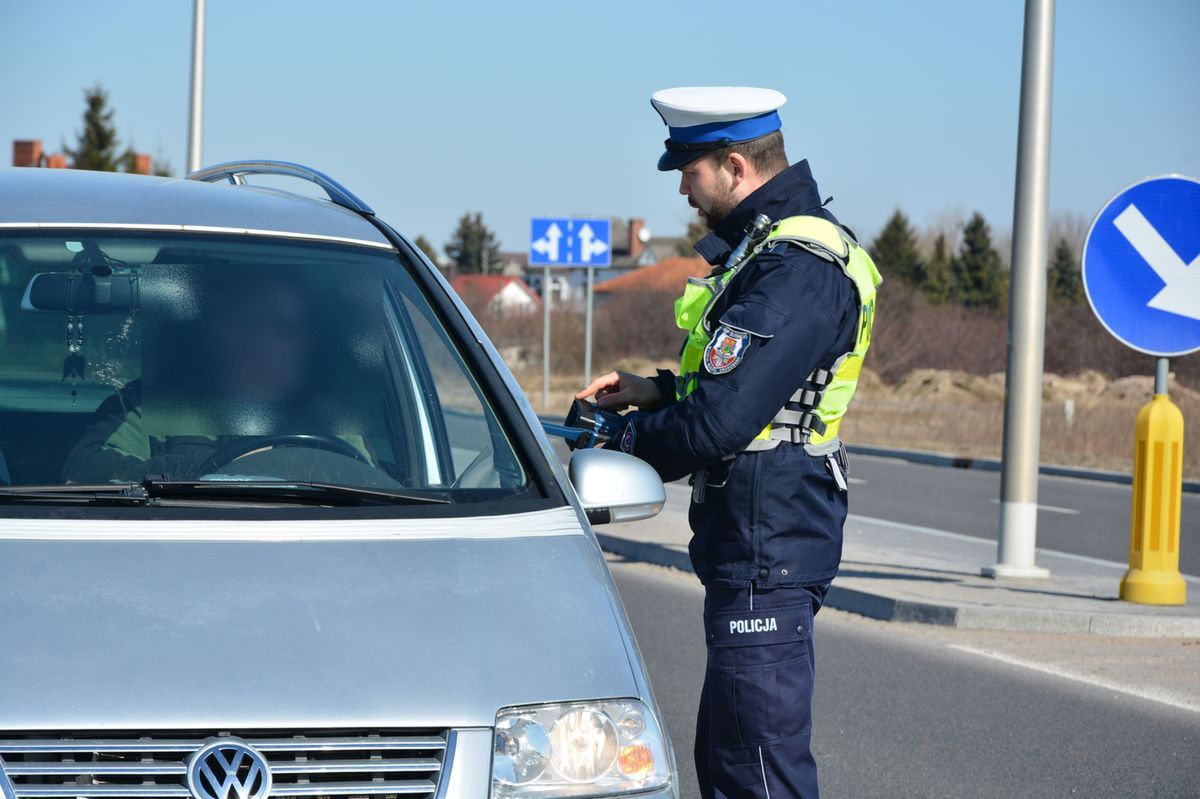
<box><xmin>140</xmin><ymin>479</ymin><xmax>451</xmax><ymax>506</ymax></box>
<box><xmin>0</xmin><ymin>480</ymin><xmax>451</xmax><ymax>507</ymax></box>
<box><xmin>0</xmin><ymin>483</ymin><xmax>150</xmax><ymax>505</ymax></box>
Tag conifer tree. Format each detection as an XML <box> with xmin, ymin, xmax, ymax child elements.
<box><xmin>1048</xmin><ymin>237</ymin><xmax>1082</xmax><ymax>304</ymax></box>
<box><xmin>951</xmin><ymin>212</ymin><xmax>1005</xmax><ymax>308</ymax></box>
<box><xmin>924</xmin><ymin>233</ymin><xmax>954</xmax><ymax>304</ymax></box>
<box><xmin>64</xmin><ymin>85</ymin><xmax>126</xmax><ymax>172</ymax></box>
<box><xmin>413</xmin><ymin>235</ymin><xmax>441</xmax><ymax>265</ymax></box>
<box><xmin>870</xmin><ymin>209</ymin><xmax>925</xmax><ymax>287</ymax></box>
<box><xmin>444</xmin><ymin>212</ymin><xmax>501</xmax><ymax>274</ymax></box>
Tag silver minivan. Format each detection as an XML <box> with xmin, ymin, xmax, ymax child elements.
<box><xmin>0</xmin><ymin>163</ymin><xmax>676</xmax><ymax>799</ymax></box>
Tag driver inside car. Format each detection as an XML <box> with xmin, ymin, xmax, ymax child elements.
<box><xmin>62</xmin><ymin>271</ymin><xmax>372</xmax><ymax>484</ymax></box>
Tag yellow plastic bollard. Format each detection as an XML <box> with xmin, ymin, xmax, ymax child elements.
<box><xmin>1120</xmin><ymin>392</ymin><xmax>1187</xmax><ymax>605</ymax></box>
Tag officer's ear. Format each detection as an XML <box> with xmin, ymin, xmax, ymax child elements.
<box><xmin>725</xmin><ymin>151</ymin><xmax>751</xmax><ymax>187</ymax></box>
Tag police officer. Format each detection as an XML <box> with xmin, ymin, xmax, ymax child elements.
<box><xmin>577</xmin><ymin>87</ymin><xmax>881</xmax><ymax>799</ymax></box>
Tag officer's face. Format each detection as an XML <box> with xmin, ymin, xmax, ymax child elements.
<box><xmin>679</xmin><ymin>156</ymin><xmax>738</xmax><ymax>230</ymax></box>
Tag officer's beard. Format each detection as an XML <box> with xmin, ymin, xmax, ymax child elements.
<box><xmin>701</xmin><ymin>184</ymin><xmax>740</xmax><ymax>230</ymax></box>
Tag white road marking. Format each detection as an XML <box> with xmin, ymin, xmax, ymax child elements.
<box><xmin>948</xmin><ymin>644</ymin><xmax>1200</xmax><ymax>715</ymax></box>
<box><xmin>848</xmin><ymin>513</ymin><xmax>1200</xmax><ymax>584</ymax></box>
<box><xmin>848</xmin><ymin>477</ymin><xmax>868</xmax><ymax>485</ymax></box>
<box><xmin>989</xmin><ymin>497</ymin><xmax>1079</xmax><ymax>515</ymax></box>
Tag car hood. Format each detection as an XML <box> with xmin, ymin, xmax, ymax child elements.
<box><xmin>0</xmin><ymin>507</ymin><xmax>639</xmax><ymax>730</ymax></box>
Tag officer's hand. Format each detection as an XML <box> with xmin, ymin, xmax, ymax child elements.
<box><xmin>576</xmin><ymin>371</ymin><xmax>662</xmax><ymax>412</ymax></box>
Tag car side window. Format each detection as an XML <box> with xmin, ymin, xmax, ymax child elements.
<box><xmin>389</xmin><ymin>280</ymin><xmax>524</xmax><ymax>490</ymax></box>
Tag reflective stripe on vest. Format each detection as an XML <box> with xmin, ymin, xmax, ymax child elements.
<box><xmin>672</xmin><ymin>215</ymin><xmax>882</xmax><ymax>453</ymax></box>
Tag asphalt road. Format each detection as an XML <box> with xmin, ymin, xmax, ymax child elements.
<box><xmin>845</xmin><ymin>454</ymin><xmax>1199</xmax><ymax>575</ymax></box>
<box><xmin>611</xmin><ymin>557</ymin><xmax>1200</xmax><ymax>799</ymax></box>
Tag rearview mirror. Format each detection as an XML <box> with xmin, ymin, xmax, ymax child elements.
<box><xmin>21</xmin><ymin>272</ymin><xmax>140</xmax><ymax>314</ymax></box>
<box><xmin>569</xmin><ymin>448</ymin><xmax>665</xmax><ymax>526</ymax></box>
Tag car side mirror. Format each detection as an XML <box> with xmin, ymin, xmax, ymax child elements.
<box><xmin>568</xmin><ymin>448</ymin><xmax>665</xmax><ymax>526</ymax></box>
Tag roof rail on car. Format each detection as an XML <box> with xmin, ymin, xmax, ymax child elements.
<box><xmin>186</xmin><ymin>160</ymin><xmax>374</xmax><ymax>216</ymax></box>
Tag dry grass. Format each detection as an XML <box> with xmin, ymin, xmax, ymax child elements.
<box><xmin>843</xmin><ymin>370</ymin><xmax>1199</xmax><ymax>478</ymax></box>
<box><xmin>842</xmin><ymin>395</ymin><xmax>1199</xmax><ymax>479</ymax></box>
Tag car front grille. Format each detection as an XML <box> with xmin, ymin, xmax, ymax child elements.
<box><xmin>0</xmin><ymin>730</ymin><xmax>447</xmax><ymax>799</ymax></box>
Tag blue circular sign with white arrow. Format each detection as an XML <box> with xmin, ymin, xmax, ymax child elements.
<box><xmin>1082</xmin><ymin>175</ymin><xmax>1200</xmax><ymax>357</ymax></box>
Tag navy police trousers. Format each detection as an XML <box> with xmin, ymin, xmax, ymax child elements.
<box><xmin>696</xmin><ymin>582</ymin><xmax>829</xmax><ymax>799</ymax></box>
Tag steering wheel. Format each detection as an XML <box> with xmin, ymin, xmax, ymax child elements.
<box><xmin>197</xmin><ymin>434</ymin><xmax>371</xmax><ymax>476</ymax></box>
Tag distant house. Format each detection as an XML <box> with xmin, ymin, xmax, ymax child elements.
<box><xmin>450</xmin><ymin>274</ymin><xmax>541</xmax><ymax>316</ymax></box>
<box><xmin>11</xmin><ymin>139</ymin><xmax>153</xmax><ymax>173</ymax></box>
<box><xmin>593</xmin><ymin>256</ymin><xmax>710</xmax><ymax>301</ymax></box>
<box><xmin>495</xmin><ymin>251</ymin><xmax>528</xmax><ymax>277</ymax></box>
<box><xmin>645</xmin><ymin>235</ymin><xmax>690</xmax><ymax>262</ymax></box>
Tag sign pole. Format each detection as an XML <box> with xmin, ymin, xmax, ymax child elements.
<box><xmin>584</xmin><ymin>266</ymin><xmax>595</xmax><ymax>386</ymax></box>
<box><xmin>542</xmin><ymin>266</ymin><xmax>551</xmax><ymax>412</ymax></box>
<box><xmin>530</xmin><ymin>216</ymin><xmax>610</xmax><ymax>414</ymax></box>
<box><xmin>985</xmin><ymin>0</ymin><xmax>1055</xmax><ymax>579</ymax></box>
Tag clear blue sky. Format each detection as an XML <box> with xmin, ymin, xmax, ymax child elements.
<box><xmin>2</xmin><ymin>0</ymin><xmax>1197</xmax><ymax>254</ymax></box>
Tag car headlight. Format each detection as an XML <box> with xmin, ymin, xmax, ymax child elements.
<box><xmin>492</xmin><ymin>699</ymin><xmax>672</xmax><ymax>797</ymax></box>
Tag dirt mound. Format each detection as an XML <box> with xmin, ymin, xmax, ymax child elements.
<box><xmin>876</xmin><ymin>367</ymin><xmax>1200</xmax><ymax>407</ymax></box>
<box><xmin>855</xmin><ymin>368</ymin><xmax>890</xmax><ymax>399</ymax></box>
<box><xmin>892</xmin><ymin>368</ymin><xmax>1006</xmax><ymax>403</ymax></box>
<box><xmin>1104</xmin><ymin>375</ymin><xmax>1156</xmax><ymax>403</ymax></box>
<box><xmin>1042</xmin><ymin>369</ymin><xmax>1110</xmax><ymax>404</ymax></box>
<box><xmin>1103</xmin><ymin>374</ymin><xmax>1200</xmax><ymax>405</ymax></box>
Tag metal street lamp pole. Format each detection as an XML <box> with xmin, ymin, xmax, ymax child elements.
<box><xmin>584</xmin><ymin>266</ymin><xmax>594</xmax><ymax>386</ymax></box>
<box><xmin>186</xmin><ymin>0</ymin><xmax>206</xmax><ymax>173</ymax></box>
<box><xmin>985</xmin><ymin>0</ymin><xmax>1056</xmax><ymax>579</ymax></box>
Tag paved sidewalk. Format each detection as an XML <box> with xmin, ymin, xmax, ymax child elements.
<box><xmin>597</xmin><ymin>480</ymin><xmax>1200</xmax><ymax>638</ymax></box>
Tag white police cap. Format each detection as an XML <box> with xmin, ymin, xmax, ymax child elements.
<box><xmin>651</xmin><ymin>87</ymin><xmax>787</xmax><ymax>171</ymax></box>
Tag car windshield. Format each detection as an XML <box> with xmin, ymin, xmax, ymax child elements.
<box><xmin>0</xmin><ymin>232</ymin><xmax>531</xmax><ymax>507</ymax></box>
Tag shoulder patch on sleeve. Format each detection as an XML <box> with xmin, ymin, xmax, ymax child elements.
<box><xmin>704</xmin><ymin>326</ymin><xmax>751</xmax><ymax>375</ymax></box>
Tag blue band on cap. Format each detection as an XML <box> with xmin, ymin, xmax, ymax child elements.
<box><xmin>667</xmin><ymin>111</ymin><xmax>781</xmax><ymax>145</ymax></box>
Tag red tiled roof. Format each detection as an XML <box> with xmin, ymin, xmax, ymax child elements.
<box><xmin>594</xmin><ymin>257</ymin><xmax>710</xmax><ymax>294</ymax></box>
<box><xmin>450</xmin><ymin>274</ymin><xmax>540</xmax><ymax>304</ymax></box>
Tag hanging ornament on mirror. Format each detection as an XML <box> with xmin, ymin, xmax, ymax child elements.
<box><xmin>62</xmin><ymin>313</ymin><xmax>86</xmax><ymax>405</ymax></box>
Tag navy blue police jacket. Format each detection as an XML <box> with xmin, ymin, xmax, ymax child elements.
<box><xmin>610</xmin><ymin>161</ymin><xmax>859</xmax><ymax>588</ymax></box>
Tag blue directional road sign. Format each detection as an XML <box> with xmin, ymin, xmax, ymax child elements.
<box><xmin>1082</xmin><ymin>175</ymin><xmax>1200</xmax><ymax>357</ymax></box>
<box><xmin>529</xmin><ymin>218</ymin><xmax>611</xmax><ymax>268</ymax></box>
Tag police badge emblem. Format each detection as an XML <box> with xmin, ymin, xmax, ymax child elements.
<box><xmin>704</xmin><ymin>326</ymin><xmax>750</xmax><ymax>375</ymax></box>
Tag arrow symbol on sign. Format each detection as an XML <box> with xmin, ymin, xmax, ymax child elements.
<box><xmin>1113</xmin><ymin>203</ymin><xmax>1200</xmax><ymax>321</ymax></box>
<box><xmin>532</xmin><ymin>222</ymin><xmax>562</xmax><ymax>262</ymax></box>
<box><xmin>578</xmin><ymin>223</ymin><xmax>609</xmax><ymax>263</ymax></box>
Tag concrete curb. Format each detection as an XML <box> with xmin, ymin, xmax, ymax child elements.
<box><xmin>597</xmin><ymin>533</ymin><xmax>1200</xmax><ymax>638</ymax></box>
<box><xmin>846</xmin><ymin>443</ymin><xmax>1200</xmax><ymax>495</ymax></box>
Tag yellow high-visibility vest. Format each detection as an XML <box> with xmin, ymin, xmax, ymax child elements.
<box><xmin>672</xmin><ymin>215</ymin><xmax>882</xmax><ymax>452</ymax></box>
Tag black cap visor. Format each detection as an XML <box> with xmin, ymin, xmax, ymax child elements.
<box><xmin>657</xmin><ymin>136</ymin><xmax>732</xmax><ymax>171</ymax></box>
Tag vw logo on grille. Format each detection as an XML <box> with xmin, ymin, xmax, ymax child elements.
<box><xmin>186</xmin><ymin>740</ymin><xmax>272</xmax><ymax>799</ymax></box>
